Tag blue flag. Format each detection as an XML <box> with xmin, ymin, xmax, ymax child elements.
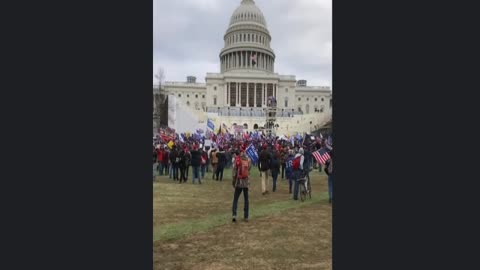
<box><xmin>246</xmin><ymin>144</ymin><xmax>259</xmax><ymax>165</ymax></box>
<box><xmin>207</xmin><ymin>119</ymin><xmax>215</xmax><ymax>131</ymax></box>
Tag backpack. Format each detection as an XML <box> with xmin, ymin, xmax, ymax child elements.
<box><xmin>237</xmin><ymin>158</ymin><xmax>249</xmax><ymax>179</ymax></box>
<box><xmin>292</xmin><ymin>156</ymin><xmax>301</xmax><ymax>170</ymax></box>
<box><xmin>211</xmin><ymin>152</ymin><xmax>218</xmax><ymax>164</ymax></box>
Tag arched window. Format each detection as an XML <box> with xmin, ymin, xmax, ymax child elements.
<box><xmin>307</xmin><ymin>98</ymin><xmax>309</xmax><ymax>101</ymax></box>
<box><xmin>195</xmin><ymin>94</ymin><xmax>198</xmax><ymax>98</ymax></box>
<box><xmin>306</xmin><ymin>104</ymin><xmax>310</xmax><ymax>114</ymax></box>
<box><xmin>298</xmin><ymin>106</ymin><xmax>302</xmax><ymax>112</ymax></box>
<box><xmin>186</xmin><ymin>101</ymin><xmax>190</xmax><ymax>106</ymax></box>
<box><xmin>315</xmin><ymin>98</ymin><xmax>317</xmax><ymax>102</ymax></box>
<box><xmin>213</xmin><ymin>95</ymin><xmax>217</xmax><ymax>106</ymax></box>
<box><xmin>243</xmin><ymin>123</ymin><xmax>248</xmax><ymax>129</ymax></box>
<box><xmin>253</xmin><ymin>124</ymin><xmax>259</xmax><ymax>129</ymax></box>
<box><xmin>284</xmin><ymin>97</ymin><xmax>288</xmax><ymax>107</ymax></box>
<box><xmin>321</xmin><ymin>98</ymin><xmax>324</xmax><ymax>101</ymax></box>
<box><xmin>298</xmin><ymin>97</ymin><xmax>301</xmax><ymax>101</ymax></box>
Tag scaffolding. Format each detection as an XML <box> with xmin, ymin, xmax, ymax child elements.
<box><xmin>265</xmin><ymin>96</ymin><xmax>278</xmax><ymax>138</ymax></box>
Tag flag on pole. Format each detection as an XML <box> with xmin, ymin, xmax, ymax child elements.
<box><xmin>167</xmin><ymin>140</ymin><xmax>175</xmax><ymax>149</ymax></box>
<box><xmin>207</xmin><ymin>119</ymin><xmax>215</xmax><ymax>131</ymax></box>
<box><xmin>245</xmin><ymin>144</ymin><xmax>259</xmax><ymax>165</ymax></box>
<box><xmin>312</xmin><ymin>148</ymin><xmax>331</xmax><ymax>165</ymax></box>
<box><xmin>251</xmin><ymin>53</ymin><xmax>257</xmax><ymax>65</ymax></box>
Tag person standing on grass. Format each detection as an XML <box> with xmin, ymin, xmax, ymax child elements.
<box><xmin>285</xmin><ymin>149</ymin><xmax>295</xmax><ymax>193</ymax></box>
<box><xmin>210</xmin><ymin>148</ymin><xmax>218</xmax><ymax>180</ymax></box>
<box><xmin>157</xmin><ymin>147</ymin><xmax>164</xmax><ymax>176</ymax></box>
<box><xmin>200</xmin><ymin>149</ymin><xmax>208</xmax><ymax>180</ymax></box>
<box><xmin>169</xmin><ymin>147</ymin><xmax>179</xmax><ymax>181</ymax></box>
<box><xmin>190</xmin><ymin>144</ymin><xmax>202</xmax><ymax>184</ymax></box>
<box><xmin>184</xmin><ymin>147</ymin><xmax>191</xmax><ymax>180</ymax></box>
<box><xmin>215</xmin><ymin>147</ymin><xmax>227</xmax><ymax>181</ymax></box>
<box><xmin>232</xmin><ymin>150</ymin><xmax>241</xmax><ymax>183</ymax></box>
<box><xmin>292</xmin><ymin>148</ymin><xmax>305</xmax><ymax>200</ymax></box>
<box><xmin>162</xmin><ymin>147</ymin><xmax>169</xmax><ymax>176</ymax></box>
<box><xmin>178</xmin><ymin>148</ymin><xmax>188</xmax><ymax>183</ymax></box>
<box><xmin>270</xmin><ymin>150</ymin><xmax>280</xmax><ymax>192</ymax></box>
<box><xmin>258</xmin><ymin>144</ymin><xmax>272</xmax><ymax>195</ymax></box>
<box><xmin>280</xmin><ymin>148</ymin><xmax>287</xmax><ymax>180</ymax></box>
<box><xmin>324</xmin><ymin>150</ymin><xmax>333</xmax><ymax>204</ymax></box>
<box><xmin>232</xmin><ymin>148</ymin><xmax>252</xmax><ymax>223</ymax></box>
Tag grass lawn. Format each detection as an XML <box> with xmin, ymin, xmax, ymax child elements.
<box><xmin>153</xmin><ymin>166</ymin><xmax>332</xmax><ymax>270</ymax></box>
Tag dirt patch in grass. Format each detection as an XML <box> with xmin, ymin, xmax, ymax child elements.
<box><xmin>153</xmin><ymin>167</ymin><xmax>331</xmax><ymax>269</ymax></box>
<box><xmin>154</xmin><ymin>202</ymin><xmax>331</xmax><ymax>270</ymax></box>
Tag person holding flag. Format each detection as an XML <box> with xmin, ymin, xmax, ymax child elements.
<box><xmin>258</xmin><ymin>144</ymin><xmax>272</xmax><ymax>195</ymax></box>
<box><xmin>323</xmin><ymin>150</ymin><xmax>333</xmax><ymax>204</ymax></box>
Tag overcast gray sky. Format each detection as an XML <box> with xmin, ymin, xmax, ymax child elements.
<box><xmin>153</xmin><ymin>0</ymin><xmax>331</xmax><ymax>87</ymax></box>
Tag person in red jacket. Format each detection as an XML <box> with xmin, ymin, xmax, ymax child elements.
<box><xmin>157</xmin><ymin>148</ymin><xmax>164</xmax><ymax>176</ymax></box>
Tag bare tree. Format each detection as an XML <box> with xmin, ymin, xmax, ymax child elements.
<box><xmin>153</xmin><ymin>67</ymin><xmax>165</xmax><ymax>134</ymax></box>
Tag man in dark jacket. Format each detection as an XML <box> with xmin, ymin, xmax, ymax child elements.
<box><xmin>258</xmin><ymin>144</ymin><xmax>271</xmax><ymax>195</ymax></box>
<box><xmin>280</xmin><ymin>149</ymin><xmax>286</xmax><ymax>179</ymax></box>
<box><xmin>178</xmin><ymin>149</ymin><xmax>187</xmax><ymax>183</ymax></box>
<box><xmin>215</xmin><ymin>147</ymin><xmax>227</xmax><ymax>181</ymax></box>
<box><xmin>169</xmin><ymin>147</ymin><xmax>179</xmax><ymax>181</ymax></box>
<box><xmin>270</xmin><ymin>150</ymin><xmax>280</xmax><ymax>192</ymax></box>
<box><xmin>190</xmin><ymin>145</ymin><xmax>202</xmax><ymax>184</ymax></box>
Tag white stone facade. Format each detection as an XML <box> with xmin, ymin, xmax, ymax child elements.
<box><xmin>157</xmin><ymin>0</ymin><xmax>332</xmax><ymax>135</ymax></box>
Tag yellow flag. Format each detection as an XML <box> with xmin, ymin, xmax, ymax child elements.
<box><xmin>167</xmin><ymin>140</ymin><xmax>174</xmax><ymax>149</ymax></box>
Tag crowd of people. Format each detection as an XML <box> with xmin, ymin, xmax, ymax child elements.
<box><xmin>153</xmin><ymin>130</ymin><xmax>333</xmax><ymax>222</ymax></box>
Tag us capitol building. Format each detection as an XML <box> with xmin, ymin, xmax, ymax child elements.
<box><xmin>153</xmin><ymin>0</ymin><xmax>332</xmax><ymax>135</ymax></box>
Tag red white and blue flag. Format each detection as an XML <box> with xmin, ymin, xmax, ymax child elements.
<box><xmin>251</xmin><ymin>53</ymin><xmax>257</xmax><ymax>65</ymax></box>
<box><xmin>312</xmin><ymin>148</ymin><xmax>331</xmax><ymax>165</ymax></box>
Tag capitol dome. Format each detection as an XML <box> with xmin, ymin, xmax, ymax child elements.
<box><xmin>220</xmin><ymin>0</ymin><xmax>275</xmax><ymax>74</ymax></box>
<box><xmin>229</xmin><ymin>0</ymin><xmax>267</xmax><ymax>28</ymax></box>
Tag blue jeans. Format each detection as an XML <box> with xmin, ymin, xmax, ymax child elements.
<box><xmin>328</xmin><ymin>175</ymin><xmax>333</xmax><ymax>201</ymax></box>
<box><xmin>271</xmin><ymin>170</ymin><xmax>279</xmax><ymax>192</ymax></box>
<box><xmin>232</xmin><ymin>188</ymin><xmax>249</xmax><ymax>219</ymax></box>
<box><xmin>192</xmin><ymin>166</ymin><xmax>201</xmax><ymax>184</ymax></box>
<box><xmin>172</xmin><ymin>164</ymin><xmax>178</xmax><ymax>180</ymax></box>
<box><xmin>200</xmin><ymin>165</ymin><xmax>206</xmax><ymax>179</ymax></box>
<box><xmin>158</xmin><ymin>163</ymin><xmax>164</xmax><ymax>176</ymax></box>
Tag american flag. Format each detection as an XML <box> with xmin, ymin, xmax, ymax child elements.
<box><xmin>312</xmin><ymin>148</ymin><xmax>331</xmax><ymax>165</ymax></box>
<box><xmin>251</xmin><ymin>53</ymin><xmax>257</xmax><ymax>65</ymax></box>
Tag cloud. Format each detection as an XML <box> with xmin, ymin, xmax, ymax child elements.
<box><xmin>154</xmin><ymin>0</ymin><xmax>331</xmax><ymax>87</ymax></box>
